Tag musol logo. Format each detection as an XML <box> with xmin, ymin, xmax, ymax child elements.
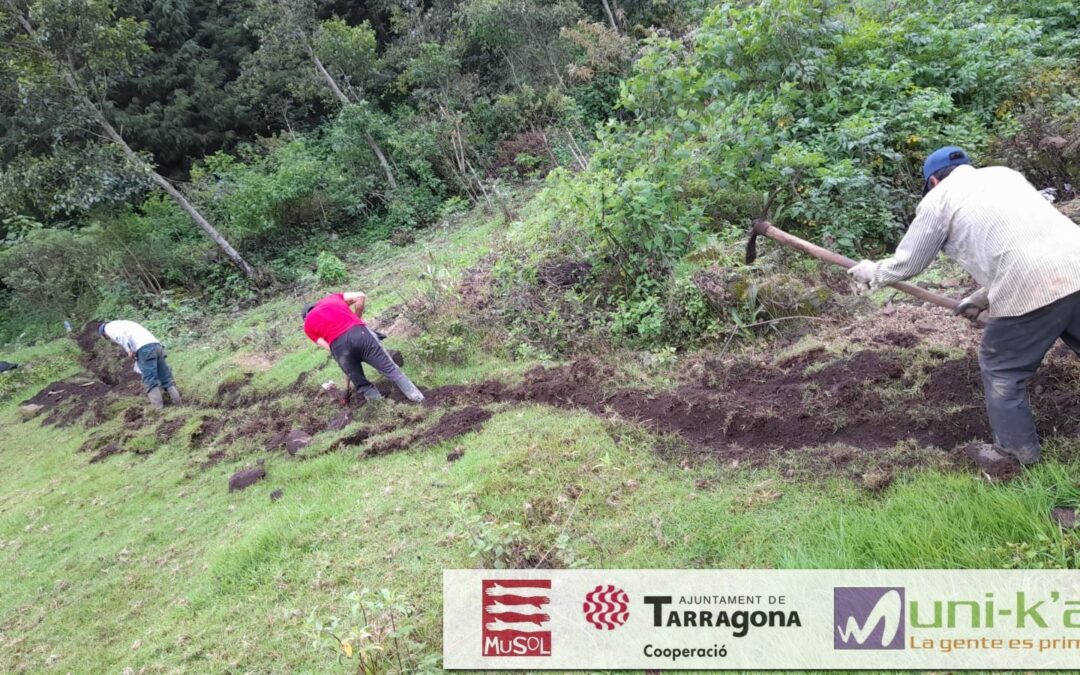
<box><xmin>482</xmin><ymin>579</ymin><xmax>552</xmax><ymax>657</ymax></box>
<box><xmin>834</xmin><ymin>587</ymin><xmax>905</xmax><ymax>650</ymax></box>
<box><xmin>583</xmin><ymin>584</ymin><xmax>630</xmax><ymax>630</ymax></box>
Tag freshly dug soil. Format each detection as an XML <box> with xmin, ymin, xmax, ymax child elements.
<box><xmin>89</xmin><ymin>443</ymin><xmax>124</xmax><ymax>464</ymax></box>
<box><xmin>156</xmin><ymin>418</ymin><xmax>185</xmax><ymax>442</ymax></box>
<box><xmin>404</xmin><ymin>347</ymin><xmax>1080</xmax><ymax>476</ymax></box>
<box><xmin>284</xmin><ymin>429</ymin><xmax>313</xmax><ymax>455</ymax></box>
<box><xmin>217</xmin><ymin>373</ymin><xmax>254</xmax><ymax>400</ymax></box>
<box><xmin>229</xmin><ymin>464</ymin><xmax>266</xmax><ymax>492</ymax></box>
<box><xmin>421</xmin><ymin>406</ymin><xmax>492</xmax><ymax>446</ymax></box>
<box><xmin>190</xmin><ymin>415</ymin><xmax>223</xmax><ymax>447</ymax></box>
<box><xmin>27</xmin><ymin>316</ymin><xmax>1080</xmax><ymax>485</ymax></box>
<box><xmin>22</xmin><ymin>379</ymin><xmax>115</xmax><ymax>427</ymax></box>
<box><xmin>360</xmin><ymin>406</ymin><xmax>493</xmax><ymax>458</ymax></box>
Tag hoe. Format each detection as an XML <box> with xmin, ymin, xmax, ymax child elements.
<box><xmin>745</xmin><ymin>218</ymin><xmax>960</xmax><ymax>312</ymax></box>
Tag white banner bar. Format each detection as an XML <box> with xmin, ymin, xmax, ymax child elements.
<box><xmin>443</xmin><ymin>569</ymin><xmax>1080</xmax><ymax>670</ymax></box>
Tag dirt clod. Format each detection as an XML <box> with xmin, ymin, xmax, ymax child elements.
<box><xmin>89</xmin><ymin>443</ymin><xmax>124</xmax><ymax>464</ymax></box>
<box><xmin>284</xmin><ymin>429</ymin><xmax>313</xmax><ymax>455</ymax></box>
<box><xmin>270</xmin><ymin>489</ymin><xmax>284</xmax><ymax>502</ymax></box>
<box><xmin>228</xmin><ymin>464</ymin><xmax>266</xmax><ymax>492</ymax></box>
<box><xmin>447</xmin><ymin>446</ymin><xmax>465</xmax><ymax>462</ymax></box>
<box><xmin>326</xmin><ymin>412</ymin><xmax>351</xmax><ymax>431</ymax></box>
<box><xmin>18</xmin><ymin>404</ymin><xmax>43</xmax><ymax>419</ymax></box>
<box><xmin>190</xmin><ymin>416</ymin><xmax>223</xmax><ymax>447</ymax></box>
<box><xmin>1050</xmin><ymin>507</ymin><xmax>1078</xmax><ymax>529</ymax></box>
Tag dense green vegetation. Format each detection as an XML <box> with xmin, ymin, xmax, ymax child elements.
<box><xmin>3</xmin><ymin>0</ymin><xmax>1078</xmax><ymax>348</ymax></box>
<box><xmin>4</xmin><ymin>2</ymin><xmax>1080</xmax><ymax>672</ymax></box>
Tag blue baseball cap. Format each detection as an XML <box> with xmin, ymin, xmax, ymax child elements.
<box><xmin>922</xmin><ymin>146</ymin><xmax>970</xmax><ymax>192</ymax></box>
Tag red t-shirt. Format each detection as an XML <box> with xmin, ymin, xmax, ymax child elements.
<box><xmin>303</xmin><ymin>293</ymin><xmax>364</xmax><ymax>345</ymax></box>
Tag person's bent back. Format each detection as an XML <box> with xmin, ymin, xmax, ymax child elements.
<box><xmin>302</xmin><ymin>292</ymin><xmax>424</xmax><ymax>403</ymax></box>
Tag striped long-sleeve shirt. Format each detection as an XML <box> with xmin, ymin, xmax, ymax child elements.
<box><xmin>864</xmin><ymin>164</ymin><xmax>1080</xmax><ymax>317</ymax></box>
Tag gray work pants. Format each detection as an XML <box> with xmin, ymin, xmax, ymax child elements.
<box><xmin>979</xmin><ymin>289</ymin><xmax>1080</xmax><ymax>462</ymax></box>
<box><xmin>329</xmin><ymin>325</ymin><xmax>421</xmax><ymax>400</ymax></box>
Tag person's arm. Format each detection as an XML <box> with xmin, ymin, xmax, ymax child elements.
<box><xmin>342</xmin><ymin>291</ymin><xmax>366</xmax><ymax>319</ymax></box>
<box><xmin>316</xmin><ymin>337</ymin><xmax>331</xmax><ymax>351</ymax></box>
<box><xmin>106</xmin><ymin>328</ymin><xmax>135</xmax><ymax>359</ymax></box>
<box><xmin>858</xmin><ymin>200</ymin><xmax>950</xmax><ymax>289</ymax></box>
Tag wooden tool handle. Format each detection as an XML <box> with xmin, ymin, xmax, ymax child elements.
<box><xmin>760</xmin><ymin>223</ymin><xmax>961</xmax><ymax>311</ymax></box>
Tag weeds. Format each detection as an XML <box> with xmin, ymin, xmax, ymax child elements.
<box><xmin>448</xmin><ymin>500</ymin><xmax>525</xmax><ymax>569</ymax></box>
<box><xmin>308</xmin><ymin>589</ymin><xmax>441</xmax><ymax>675</ymax></box>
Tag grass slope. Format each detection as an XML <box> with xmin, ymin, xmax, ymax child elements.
<box><xmin>2</xmin><ymin>211</ymin><xmax>1079</xmax><ymax>673</ymax></box>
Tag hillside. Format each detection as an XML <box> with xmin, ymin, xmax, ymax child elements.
<box><xmin>4</xmin><ymin>203</ymin><xmax>1080</xmax><ymax>671</ymax></box>
<box><xmin>4</xmin><ymin>0</ymin><xmax>1080</xmax><ymax>672</ymax></box>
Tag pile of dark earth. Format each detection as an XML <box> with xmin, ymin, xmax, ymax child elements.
<box><xmin>21</xmin><ymin>321</ymin><xmax>1080</xmax><ymax>488</ymax></box>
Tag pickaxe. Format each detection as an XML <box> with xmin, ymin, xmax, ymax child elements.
<box><xmin>745</xmin><ymin>218</ymin><xmax>960</xmax><ymax>312</ymax></box>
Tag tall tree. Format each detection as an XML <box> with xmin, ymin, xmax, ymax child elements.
<box><xmin>246</xmin><ymin>0</ymin><xmax>397</xmax><ymax>191</ymax></box>
<box><xmin>109</xmin><ymin>0</ymin><xmax>267</xmax><ymax>179</ymax></box>
<box><xmin>1</xmin><ymin>0</ymin><xmax>259</xmax><ymax>280</ymax></box>
<box><xmin>460</xmin><ymin>0</ymin><xmax>582</xmax><ymax>92</ymax></box>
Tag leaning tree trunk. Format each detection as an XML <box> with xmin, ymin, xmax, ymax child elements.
<box><xmin>599</xmin><ymin>0</ymin><xmax>620</xmax><ymax>33</ymax></box>
<box><xmin>10</xmin><ymin>5</ymin><xmax>260</xmax><ymax>281</ymax></box>
<box><xmin>310</xmin><ymin>50</ymin><xmax>398</xmax><ymax>191</ymax></box>
<box><xmin>92</xmin><ymin>108</ymin><xmax>261</xmax><ymax>281</ymax></box>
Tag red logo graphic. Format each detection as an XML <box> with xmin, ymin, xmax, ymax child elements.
<box><xmin>482</xmin><ymin>579</ymin><xmax>552</xmax><ymax>657</ymax></box>
<box><xmin>583</xmin><ymin>584</ymin><xmax>630</xmax><ymax>630</ymax></box>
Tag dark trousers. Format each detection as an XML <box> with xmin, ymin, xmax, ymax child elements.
<box><xmin>136</xmin><ymin>343</ymin><xmax>174</xmax><ymax>392</ymax></box>
<box><xmin>329</xmin><ymin>325</ymin><xmax>418</xmax><ymax>399</ymax></box>
<box><xmin>979</xmin><ymin>290</ymin><xmax>1080</xmax><ymax>462</ymax></box>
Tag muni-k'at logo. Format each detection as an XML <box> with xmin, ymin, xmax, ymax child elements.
<box><xmin>834</xmin><ymin>587</ymin><xmax>905</xmax><ymax>650</ymax></box>
<box><xmin>482</xmin><ymin>580</ymin><xmax>552</xmax><ymax>656</ymax></box>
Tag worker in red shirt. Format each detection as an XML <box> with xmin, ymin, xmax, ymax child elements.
<box><xmin>302</xmin><ymin>292</ymin><xmax>424</xmax><ymax>402</ymax></box>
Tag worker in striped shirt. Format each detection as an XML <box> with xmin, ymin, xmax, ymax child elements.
<box><xmin>848</xmin><ymin>146</ymin><xmax>1080</xmax><ymax>469</ymax></box>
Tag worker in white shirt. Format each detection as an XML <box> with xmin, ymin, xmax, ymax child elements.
<box><xmin>98</xmin><ymin>320</ymin><xmax>182</xmax><ymax>409</ymax></box>
<box><xmin>848</xmin><ymin>146</ymin><xmax>1080</xmax><ymax>469</ymax></box>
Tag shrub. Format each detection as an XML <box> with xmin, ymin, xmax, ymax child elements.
<box><xmin>316</xmin><ymin>251</ymin><xmax>347</xmax><ymax>285</ymax></box>
<box><xmin>538</xmin><ymin>0</ymin><xmax>1078</xmax><ymax>301</ymax></box>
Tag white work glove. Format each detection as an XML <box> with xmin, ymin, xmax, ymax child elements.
<box><xmin>847</xmin><ymin>260</ymin><xmax>877</xmax><ymax>293</ymax></box>
<box><xmin>954</xmin><ymin>287</ymin><xmax>990</xmax><ymax>325</ymax></box>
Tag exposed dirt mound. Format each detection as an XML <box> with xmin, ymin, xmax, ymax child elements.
<box><xmin>283</xmin><ymin>429</ymin><xmax>313</xmax><ymax>455</ymax></box>
<box><xmin>30</xmin><ymin>316</ymin><xmax>1080</xmax><ymax>484</ymax></box>
<box><xmin>229</xmin><ymin>463</ymin><xmax>266</xmax><ymax>492</ymax></box>
<box><xmin>405</xmin><ymin>346</ymin><xmax>1080</xmax><ymax>477</ymax></box>
<box><xmin>156</xmin><ymin>418</ymin><xmax>185</xmax><ymax>442</ymax></box>
<box><xmin>74</xmin><ymin>322</ymin><xmax>141</xmax><ymax>390</ymax></box>
<box><xmin>421</xmin><ymin>406</ymin><xmax>492</xmax><ymax>446</ymax></box>
<box><xmin>354</xmin><ymin>406</ymin><xmax>493</xmax><ymax>458</ymax></box>
<box><xmin>89</xmin><ymin>443</ymin><xmax>124</xmax><ymax>464</ymax></box>
<box><xmin>190</xmin><ymin>415</ymin><xmax>223</xmax><ymax>447</ymax></box>
<box><xmin>22</xmin><ymin>378</ymin><xmax>115</xmax><ymax>427</ymax></box>
<box><xmin>22</xmin><ymin>323</ymin><xmax>147</xmax><ymax>431</ymax></box>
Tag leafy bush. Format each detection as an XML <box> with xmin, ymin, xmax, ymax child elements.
<box><xmin>316</xmin><ymin>251</ymin><xmax>348</xmax><ymax>285</ymax></box>
<box><xmin>0</xmin><ymin>226</ymin><xmax>105</xmax><ymax>337</ymax></box>
<box><xmin>540</xmin><ymin>0</ymin><xmax>1080</xmax><ymax>293</ymax></box>
<box><xmin>414</xmin><ymin>332</ymin><xmax>467</xmax><ymax>365</ymax></box>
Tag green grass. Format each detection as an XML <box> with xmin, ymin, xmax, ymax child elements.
<box><xmin>2</xmin><ymin>213</ymin><xmax>1079</xmax><ymax>673</ymax></box>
